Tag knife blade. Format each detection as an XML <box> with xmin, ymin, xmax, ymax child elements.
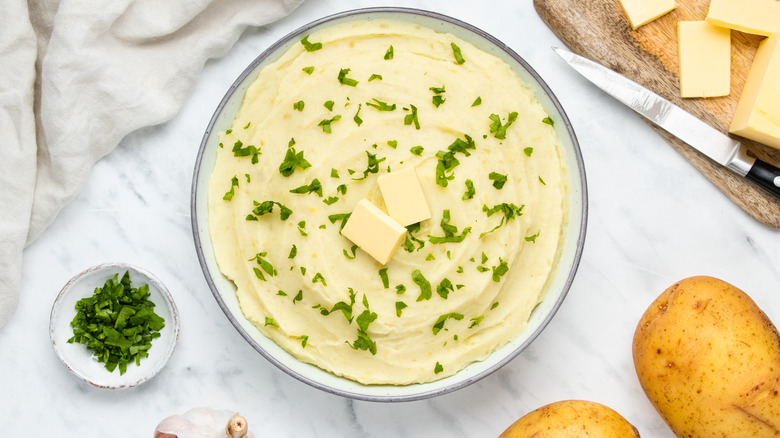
<box><xmin>552</xmin><ymin>46</ymin><xmax>780</xmax><ymax>200</ymax></box>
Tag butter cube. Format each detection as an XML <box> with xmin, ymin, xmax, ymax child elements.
<box><xmin>706</xmin><ymin>0</ymin><xmax>780</xmax><ymax>37</ymax></box>
<box><xmin>342</xmin><ymin>199</ymin><xmax>407</xmax><ymax>265</ymax></box>
<box><xmin>730</xmin><ymin>33</ymin><xmax>780</xmax><ymax>150</ymax></box>
<box><xmin>678</xmin><ymin>21</ymin><xmax>731</xmax><ymax>98</ymax></box>
<box><xmin>619</xmin><ymin>0</ymin><xmax>676</xmax><ymax>29</ymax></box>
<box><xmin>377</xmin><ymin>167</ymin><xmax>431</xmax><ymax>227</ymax></box>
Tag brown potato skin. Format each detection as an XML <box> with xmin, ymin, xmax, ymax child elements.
<box><xmin>632</xmin><ymin>276</ymin><xmax>780</xmax><ymax>437</ymax></box>
<box><xmin>499</xmin><ymin>400</ymin><xmax>640</xmax><ymax>437</ymax></box>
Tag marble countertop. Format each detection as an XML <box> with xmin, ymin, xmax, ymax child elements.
<box><xmin>3</xmin><ymin>1</ymin><xmax>778</xmax><ymax>436</ymax></box>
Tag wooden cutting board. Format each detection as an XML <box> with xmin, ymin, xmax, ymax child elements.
<box><xmin>534</xmin><ymin>0</ymin><xmax>780</xmax><ymax>228</ymax></box>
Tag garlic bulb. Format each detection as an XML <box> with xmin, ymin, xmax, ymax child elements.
<box><xmin>154</xmin><ymin>407</ymin><xmax>253</xmax><ymax>438</ymax></box>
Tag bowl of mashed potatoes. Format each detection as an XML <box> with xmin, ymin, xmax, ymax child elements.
<box><xmin>192</xmin><ymin>7</ymin><xmax>587</xmax><ymax>401</ymax></box>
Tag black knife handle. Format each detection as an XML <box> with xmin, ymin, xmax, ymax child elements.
<box><xmin>746</xmin><ymin>159</ymin><xmax>780</xmax><ymax>200</ymax></box>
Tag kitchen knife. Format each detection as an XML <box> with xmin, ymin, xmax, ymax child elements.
<box><xmin>553</xmin><ymin>46</ymin><xmax>780</xmax><ymax>200</ymax></box>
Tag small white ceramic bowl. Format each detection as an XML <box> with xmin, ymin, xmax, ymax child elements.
<box><xmin>191</xmin><ymin>7</ymin><xmax>587</xmax><ymax>401</ymax></box>
<box><xmin>50</xmin><ymin>263</ymin><xmax>180</xmax><ymax>389</ymax></box>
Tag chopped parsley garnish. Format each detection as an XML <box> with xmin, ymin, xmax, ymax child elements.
<box><xmin>300</xmin><ymin>35</ymin><xmax>322</xmax><ymax>52</ymax></box>
<box><xmin>379</xmin><ymin>268</ymin><xmax>389</xmax><ymax>288</ymax></box>
<box><xmin>337</xmin><ymin>68</ymin><xmax>358</xmax><ymax>86</ymax></box>
<box><xmin>425</xmin><ymin>253</ymin><xmax>435</xmax><ymax>261</ymax></box>
<box><xmin>463</xmin><ymin>179</ymin><xmax>476</xmax><ymax>200</ymax></box>
<box><xmin>249</xmin><ymin>252</ymin><xmax>277</xmax><ymax>281</ymax></box>
<box><xmin>343</xmin><ymin>244</ymin><xmax>358</xmax><ymax>259</ymax></box>
<box><xmin>492</xmin><ymin>258</ymin><xmax>509</xmax><ymax>282</ymax></box>
<box><xmin>384</xmin><ymin>45</ymin><xmax>394</xmax><ymax>60</ymax></box>
<box><xmin>312</xmin><ymin>272</ymin><xmax>327</xmax><ymax>286</ymax></box>
<box><xmin>288</xmin><ymin>245</ymin><xmax>297</xmax><ymax>259</ymax></box>
<box><xmin>412</xmin><ymin>269</ymin><xmax>432</xmax><ymax>301</ymax></box>
<box><xmin>395</xmin><ymin>284</ymin><xmax>406</xmax><ymax>295</ymax></box>
<box><xmin>387</xmin><ymin>140</ymin><xmax>397</xmax><ymax>149</ymax></box>
<box><xmin>293</xmin><ymin>100</ymin><xmax>305</xmax><ymax>111</ymax></box>
<box><xmin>323</xmin><ymin>196</ymin><xmax>339</xmax><ymax>205</ymax></box>
<box><xmin>232</xmin><ymin>139</ymin><xmax>260</xmax><ymax>164</ymax></box>
<box><xmin>353</xmin><ymin>103</ymin><xmax>363</xmax><ymax>126</ymax></box>
<box><xmin>67</xmin><ymin>272</ymin><xmax>165</xmax><ymax>375</ymax></box>
<box><xmin>429</xmin><ymin>85</ymin><xmax>446</xmax><ymax>108</ymax></box>
<box><xmin>403</xmin><ymin>104</ymin><xmax>420</xmax><ymax>129</ymax></box>
<box><xmin>489</xmin><ymin>112</ymin><xmax>519</xmax><ymax>140</ymax></box>
<box><xmin>542</xmin><ymin>116</ymin><xmax>555</xmax><ymax>126</ymax></box>
<box><xmin>469</xmin><ymin>316</ymin><xmax>484</xmax><ymax>328</ymax></box>
<box><xmin>434</xmin><ymin>134</ymin><xmax>476</xmax><ymax>187</ymax></box>
<box><xmin>524</xmin><ymin>147</ymin><xmax>534</xmax><ymax>157</ymax></box>
<box><xmin>366</xmin><ymin>98</ymin><xmax>396</xmax><ymax>111</ymax></box>
<box><xmin>368</xmin><ymin>74</ymin><xmax>382</xmax><ymax>81</ymax></box>
<box><xmin>539</xmin><ymin>176</ymin><xmax>546</xmax><ymax>185</ymax></box>
<box><xmin>331</xmin><ymin>168</ymin><xmax>339</xmax><ymax>178</ymax></box>
<box><xmin>403</xmin><ymin>222</ymin><xmax>426</xmax><ymax>252</ymax></box>
<box><xmin>318</xmin><ymin>115</ymin><xmax>341</xmax><ymax>133</ymax></box>
<box><xmin>476</xmin><ymin>266</ymin><xmax>490</xmax><ymax>273</ymax></box>
<box><xmin>433</xmin><ymin>312</ymin><xmax>463</xmax><ymax>335</ymax></box>
<box><xmin>451</xmin><ymin>42</ymin><xmax>465</xmax><ymax>64</ymax></box>
<box><xmin>327</xmin><ymin>212</ymin><xmax>351</xmax><ymax>232</ymax></box>
<box><xmin>318</xmin><ymin>288</ymin><xmax>356</xmax><ymax>322</ymax></box>
<box><xmin>336</xmin><ymin>184</ymin><xmax>347</xmax><ymax>195</ymax></box>
<box><xmin>471</xmin><ymin>96</ymin><xmax>482</xmax><ymax>107</ymax></box>
<box><xmin>351</xmin><ymin>151</ymin><xmax>385</xmax><ymax>180</ymax></box>
<box><xmin>247</xmin><ymin>200</ymin><xmax>292</xmax><ymax>221</ymax></box>
<box><xmin>428</xmin><ymin>210</ymin><xmax>471</xmax><ymax>244</ymax></box>
<box><xmin>279</xmin><ymin>147</ymin><xmax>311</xmax><ymax>177</ymax></box>
<box><xmin>289</xmin><ymin>178</ymin><xmax>323</xmax><ymax>197</ymax></box>
<box><xmin>480</xmin><ymin>202</ymin><xmax>524</xmax><ymax>237</ymax></box>
<box><xmin>293</xmin><ymin>290</ymin><xmax>303</xmax><ymax>304</ymax></box>
<box><xmin>277</xmin><ymin>290</ymin><xmax>287</xmax><ymax>296</ymax></box>
<box><xmin>243</xmin><ymin>122</ymin><xmax>251</xmax><ymax>129</ymax></box>
<box><xmin>410</xmin><ymin>146</ymin><xmax>424</xmax><ymax>156</ymax></box>
<box><xmin>302</xmin><ymin>66</ymin><xmax>315</xmax><ymax>74</ymax></box>
<box><xmin>223</xmin><ymin>175</ymin><xmax>239</xmax><ymax>201</ymax></box>
<box><xmin>491</xmin><ymin>302</ymin><xmax>499</xmax><ymax>310</ymax></box>
<box><xmin>324</xmin><ymin>100</ymin><xmax>335</xmax><ymax>111</ymax></box>
<box><xmin>436</xmin><ymin>278</ymin><xmax>454</xmax><ymax>299</ymax></box>
<box><xmin>525</xmin><ymin>231</ymin><xmax>540</xmax><ymax>243</ymax></box>
<box><xmin>245</xmin><ymin>173</ymin><xmax>251</xmax><ymax>183</ymax></box>
<box><xmin>434</xmin><ymin>362</ymin><xmax>444</xmax><ymax>374</ymax></box>
<box><xmin>349</xmin><ymin>295</ymin><xmax>378</xmax><ymax>355</ymax></box>
<box><xmin>264</xmin><ymin>317</ymin><xmax>279</xmax><ymax>328</ymax></box>
<box><xmin>489</xmin><ymin>172</ymin><xmax>508</xmax><ymax>189</ymax></box>
<box><xmin>395</xmin><ymin>301</ymin><xmax>407</xmax><ymax>317</ymax></box>
<box><xmin>298</xmin><ymin>335</ymin><xmax>308</xmax><ymax>347</ymax></box>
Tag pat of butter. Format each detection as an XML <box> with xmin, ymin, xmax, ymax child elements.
<box><xmin>678</xmin><ymin>21</ymin><xmax>730</xmax><ymax>98</ymax></box>
<box><xmin>619</xmin><ymin>0</ymin><xmax>676</xmax><ymax>29</ymax></box>
<box><xmin>342</xmin><ymin>199</ymin><xmax>407</xmax><ymax>265</ymax></box>
<box><xmin>729</xmin><ymin>33</ymin><xmax>780</xmax><ymax>150</ymax></box>
<box><xmin>377</xmin><ymin>167</ymin><xmax>431</xmax><ymax>227</ymax></box>
<box><xmin>706</xmin><ymin>0</ymin><xmax>780</xmax><ymax>37</ymax></box>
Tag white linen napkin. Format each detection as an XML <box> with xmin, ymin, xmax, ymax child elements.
<box><xmin>0</xmin><ymin>0</ymin><xmax>304</xmax><ymax>328</ymax></box>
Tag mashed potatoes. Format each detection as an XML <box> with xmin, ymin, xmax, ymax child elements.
<box><xmin>208</xmin><ymin>20</ymin><xmax>568</xmax><ymax>385</ymax></box>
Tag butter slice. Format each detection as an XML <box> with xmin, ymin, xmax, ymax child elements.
<box><xmin>706</xmin><ymin>0</ymin><xmax>780</xmax><ymax>37</ymax></box>
<box><xmin>377</xmin><ymin>167</ymin><xmax>431</xmax><ymax>227</ymax></box>
<box><xmin>619</xmin><ymin>0</ymin><xmax>676</xmax><ymax>29</ymax></box>
<box><xmin>342</xmin><ymin>199</ymin><xmax>407</xmax><ymax>265</ymax></box>
<box><xmin>730</xmin><ymin>33</ymin><xmax>780</xmax><ymax>150</ymax></box>
<box><xmin>678</xmin><ymin>21</ymin><xmax>731</xmax><ymax>98</ymax></box>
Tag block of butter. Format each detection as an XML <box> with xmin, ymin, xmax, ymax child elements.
<box><xmin>342</xmin><ymin>199</ymin><xmax>407</xmax><ymax>265</ymax></box>
<box><xmin>706</xmin><ymin>0</ymin><xmax>780</xmax><ymax>37</ymax></box>
<box><xmin>377</xmin><ymin>167</ymin><xmax>431</xmax><ymax>227</ymax></box>
<box><xmin>678</xmin><ymin>21</ymin><xmax>731</xmax><ymax>98</ymax></box>
<box><xmin>619</xmin><ymin>0</ymin><xmax>676</xmax><ymax>29</ymax></box>
<box><xmin>730</xmin><ymin>33</ymin><xmax>780</xmax><ymax>150</ymax></box>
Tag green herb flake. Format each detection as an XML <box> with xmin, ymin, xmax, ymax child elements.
<box><xmin>395</xmin><ymin>301</ymin><xmax>407</xmax><ymax>317</ymax></box>
<box><xmin>412</xmin><ymin>269</ymin><xmax>432</xmax><ymax>301</ymax></box>
<box><xmin>368</xmin><ymin>74</ymin><xmax>383</xmax><ymax>81</ymax></box>
<box><xmin>351</xmin><ymin>151</ymin><xmax>385</xmax><ymax>180</ymax></box>
<box><xmin>451</xmin><ymin>42</ymin><xmax>466</xmax><ymax>64</ymax></box>
<box><xmin>395</xmin><ymin>284</ymin><xmax>406</xmax><ymax>295</ymax></box>
<box><xmin>433</xmin><ymin>313</ymin><xmax>464</xmax><ymax>335</ymax></box>
<box><xmin>323</xmin><ymin>196</ymin><xmax>339</xmax><ymax>205</ymax></box>
<box><xmin>331</xmin><ymin>168</ymin><xmax>340</xmax><ymax>178</ymax></box>
<box><xmin>312</xmin><ymin>272</ymin><xmax>327</xmax><ymax>286</ymax></box>
<box><xmin>489</xmin><ymin>172</ymin><xmax>508</xmax><ymax>189</ymax></box>
<box><xmin>223</xmin><ymin>175</ymin><xmax>239</xmax><ymax>201</ymax></box>
<box><xmin>327</xmin><ymin>212</ymin><xmax>352</xmax><ymax>232</ymax></box>
<box><xmin>387</xmin><ymin>140</ymin><xmax>397</xmax><ymax>149</ymax></box>
<box><xmin>324</xmin><ymin>100</ymin><xmax>335</xmax><ymax>111</ymax></box>
<box><xmin>462</xmin><ymin>179</ymin><xmax>476</xmax><ymax>200</ymax></box>
<box><xmin>231</xmin><ymin>139</ymin><xmax>261</xmax><ymax>164</ymax></box>
<box><xmin>434</xmin><ymin>362</ymin><xmax>444</xmax><ymax>374</ymax></box>
<box><xmin>434</xmin><ymin>135</ymin><xmax>476</xmax><ymax>187</ymax></box>
<box><xmin>410</xmin><ymin>146</ymin><xmax>424</xmax><ymax>156</ymax></box>
<box><xmin>542</xmin><ymin>116</ymin><xmax>555</xmax><ymax>126</ymax></box>
<box><xmin>277</xmin><ymin>290</ymin><xmax>287</xmax><ymax>296</ymax></box>
<box><xmin>67</xmin><ymin>272</ymin><xmax>165</xmax><ymax>375</ymax></box>
<box><xmin>379</xmin><ymin>268</ymin><xmax>390</xmax><ymax>288</ymax></box>
<box><xmin>436</xmin><ymin>278</ymin><xmax>454</xmax><ymax>299</ymax></box>
<box><xmin>288</xmin><ymin>245</ymin><xmax>297</xmax><ymax>259</ymax></box>
<box><xmin>336</xmin><ymin>184</ymin><xmax>347</xmax><ymax>195</ymax></box>
<box><xmin>289</xmin><ymin>178</ymin><xmax>323</xmax><ymax>197</ymax></box>
<box><xmin>403</xmin><ymin>104</ymin><xmax>420</xmax><ymax>129</ymax></box>
<box><xmin>480</xmin><ymin>202</ymin><xmax>524</xmax><ymax>237</ymax></box>
<box><xmin>524</xmin><ymin>147</ymin><xmax>534</xmax><ymax>157</ymax></box>
<box><xmin>491</xmin><ymin>302</ymin><xmax>499</xmax><ymax>310</ymax></box>
<box><xmin>293</xmin><ymin>100</ymin><xmax>305</xmax><ymax>111</ymax></box>
<box><xmin>469</xmin><ymin>316</ymin><xmax>484</xmax><ymax>328</ymax></box>
<box><xmin>428</xmin><ymin>210</ymin><xmax>471</xmax><ymax>244</ymax></box>
<box><xmin>297</xmin><ymin>220</ymin><xmax>308</xmax><ymax>237</ymax></box>
<box><xmin>425</xmin><ymin>253</ymin><xmax>435</xmax><ymax>261</ymax></box>
<box><xmin>353</xmin><ymin>103</ymin><xmax>363</xmax><ymax>126</ymax></box>
<box><xmin>302</xmin><ymin>66</ymin><xmax>315</xmax><ymax>74</ymax></box>
<box><xmin>247</xmin><ymin>200</ymin><xmax>292</xmax><ymax>221</ymax></box>
<box><xmin>249</xmin><ymin>252</ymin><xmax>277</xmax><ymax>281</ymax></box>
<box><xmin>525</xmin><ymin>231</ymin><xmax>540</xmax><ymax>243</ymax></box>
<box><xmin>300</xmin><ymin>35</ymin><xmax>322</xmax><ymax>52</ymax></box>
<box><xmin>488</xmin><ymin>112</ymin><xmax>519</xmax><ymax>140</ymax></box>
<box><xmin>384</xmin><ymin>45</ymin><xmax>394</xmax><ymax>60</ymax></box>
<box><xmin>403</xmin><ymin>223</ymin><xmax>426</xmax><ymax>252</ymax></box>
<box><xmin>293</xmin><ymin>290</ymin><xmax>303</xmax><ymax>304</ymax></box>
<box><xmin>264</xmin><ymin>317</ymin><xmax>279</xmax><ymax>327</ymax></box>
<box><xmin>318</xmin><ymin>115</ymin><xmax>342</xmax><ymax>133</ymax></box>
<box><xmin>279</xmin><ymin>147</ymin><xmax>311</xmax><ymax>177</ymax></box>
<box><xmin>491</xmin><ymin>258</ymin><xmax>509</xmax><ymax>282</ymax></box>
<box><xmin>476</xmin><ymin>266</ymin><xmax>490</xmax><ymax>273</ymax></box>
<box><xmin>243</xmin><ymin>122</ymin><xmax>251</xmax><ymax>130</ymax></box>
<box><xmin>337</xmin><ymin>68</ymin><xmax>358</xmax><ymax>87</ymax></box>
<box><xmin>298</xmin><ymin>334</ymin><xmax>308</xmax><ymax>347</ymax></box>
<box><xmin>481</xmin><ymin>252</ymin><xmax>488</xmax><ymax>264</ymax></box>
<box><xmin>471</xmin><ymin>96</ymin><xmax>482</xmax><ymax>107</ymax></box>
<box><xmin>343</xmin><ymin>244</ymin><xmax>358</xmax><ymax>260</ymax></box>
<box><xmin>366</xmin><ymin>98</ymin><xmax>396</xmax><ymax>112</ymax></box>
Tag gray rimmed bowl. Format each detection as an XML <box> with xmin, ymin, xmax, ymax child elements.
<box><xmin>191</xmin><ymin>7</ymin><xmax>587</xmax><ymax>402</ymax></box>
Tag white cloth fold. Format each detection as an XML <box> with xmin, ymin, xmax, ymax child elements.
<box><xmin>0</xmin><ymin>0</ymin><xmax>303</xmax><ymax>328</ymax></box>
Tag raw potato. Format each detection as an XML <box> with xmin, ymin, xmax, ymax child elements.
<box><xmin>633</xmin><ymin>276</ymin><xmax>780</xmax><ymax>437</ymax></box>
<box><xmin>499</xmin><ymin>400</ymin><xmax>640</xmax><ymax>437</ymax></box>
